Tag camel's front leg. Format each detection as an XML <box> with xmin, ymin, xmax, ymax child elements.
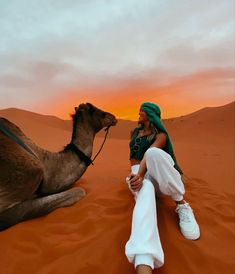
<box><xmin>0</xmin><ymin>187</ymin><xmax>85</xmax><ymax>231</ymax></box>
<box><xmin>38</xmin><ymin>162</ymin><xmax>87</xmax><ymax>195</ymax></box>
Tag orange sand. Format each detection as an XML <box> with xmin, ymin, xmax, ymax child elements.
<box><xmin>0</xmin><ymin>102</ymin><xmax>234</xmax><ymax>274</ymax></box>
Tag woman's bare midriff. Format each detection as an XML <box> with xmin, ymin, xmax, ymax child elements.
<box><xmin>130</xmin><ymin>158</ymin><xmax>141</xmax><ymax>166</ymax></box>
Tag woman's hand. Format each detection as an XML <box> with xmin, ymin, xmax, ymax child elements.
<box><xmin>130</xmin><ymin>173</ymin><xmax>143</xmax><ymax>192</ymax></box>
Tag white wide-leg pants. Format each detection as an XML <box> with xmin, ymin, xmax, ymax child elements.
<box><xmin>125</xmin><ymin>147</ymin><xmax>185</xmax><ymax>269</ymax></box>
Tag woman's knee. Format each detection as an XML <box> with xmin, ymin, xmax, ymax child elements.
<box><xmin>145</xmin><ymin>147</ymin><xmax>174</xmax><ymax>167</ymax></box>
<box><xmin>145</xmin><ymin>147</ymin><xmax>163</xmax><ymax>161</ymax></box>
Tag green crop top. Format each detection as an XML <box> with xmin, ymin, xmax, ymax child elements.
<box><xmin>129</xmin><ymin>127</ymin><xmax>156</xmax><ymax>160</ymax></box>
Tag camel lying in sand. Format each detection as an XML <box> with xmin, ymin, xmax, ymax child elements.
<box><xmin>0</xmin><ymin>103</ymin><xmax>117</xmax><ymax>231</ymax></box>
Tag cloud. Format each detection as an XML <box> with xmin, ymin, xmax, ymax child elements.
<box><xmin>0</xmin><ymin>0</ymin><xmax>234</xmax><ymax>117</ymax></box>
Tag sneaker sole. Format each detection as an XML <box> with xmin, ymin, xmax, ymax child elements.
<box><xmin>181</xmin><ymin>225</ymin><xmax>200</xmax><ymax>240</ymax></box>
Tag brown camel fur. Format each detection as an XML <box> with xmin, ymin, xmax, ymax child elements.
<box><xmin>0</xmin><ymin>103</ymin><xmax>117</xmax><ymax>231</ymax></box>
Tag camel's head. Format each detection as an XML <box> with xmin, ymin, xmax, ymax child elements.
<box><xmin>74</xmin><ymin>103</ymin><xmax>117</xmax><ymax>133</ymax></box>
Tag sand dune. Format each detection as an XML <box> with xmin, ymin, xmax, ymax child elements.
<box><xmin>0</xmin><ymin>107</ymin><xmax>135</xmax><ymax>141</ymax></box>
<box><xmin>1</xmin><ymin>101</ymin><xmax>234</xmax><ymax>142</ymax></box>
<box><xmin>164</xmin><ymin>101</ymin><xmax>235</xmax><ymax>144</ymax></box>
<box><xmin>0</xmin><ymin>102</ymin><xmax>234</xmax><ymax>274</ymax></box>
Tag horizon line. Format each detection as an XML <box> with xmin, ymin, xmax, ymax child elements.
<box><xmin>0</xmin><ymin>99</ymin><xmax>234</xmax><ymax>122</ymax></box>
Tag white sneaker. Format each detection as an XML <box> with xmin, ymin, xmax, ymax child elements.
<box><xmin>176</xmin><ymin>203</ymin><xmax>200</xmax><ymax>240</ymax></box>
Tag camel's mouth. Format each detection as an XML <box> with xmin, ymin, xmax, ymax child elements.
<box><xmin>103</xmin><ymin>114</ymin><xmax>117</xmax><ymax>127</ymax></box>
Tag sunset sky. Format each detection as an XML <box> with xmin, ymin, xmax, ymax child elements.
<box><xmin>0</xmin><ymin>0</ymin><xmax>234</xmax><ymax>120</ymax></box>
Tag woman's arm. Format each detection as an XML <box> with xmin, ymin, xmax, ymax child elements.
<box><xmin>151</xmin><ymin>132</ymin><xmax>167</xmax><ymax>148</ymax></box>
<box><xmin>130</xmin><ymin>133</ymin><xmax>167</xmax><ymax>192</ymax></box>
<box><xmin>129</xmin><ymin>158</ymin><xmax>146</xmax><ymax>192</ymax></box>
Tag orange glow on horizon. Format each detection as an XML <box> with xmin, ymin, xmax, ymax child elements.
<box><xmin>38</xmin><ymin>68</ymin><xmax>234</xmax><ymax>120</ymax></box>
<box><xmin>40</xmin><ymin>92</ymin><xmax>234</xmax><ymax>121</ymax></box>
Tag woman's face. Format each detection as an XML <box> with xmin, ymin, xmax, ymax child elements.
<box><xmin>138</xmin><ymin>108</ymin><xmax>149</xmax><ymax>123</ymax></box>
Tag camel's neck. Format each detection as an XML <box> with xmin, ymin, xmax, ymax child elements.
<box><xmin>37</xmin><ymin>119</ymin><xmax>97</xmax><ymax>191</ymax></box>
<box><xmin>71</xmin><ymin>121</ymin><xmax>96</xmax><ymax>157</ymax></box>
<box><xmin>57</xmin><ymin>121</ymin><xmax>96</xmax><ymax>187</ymax></box>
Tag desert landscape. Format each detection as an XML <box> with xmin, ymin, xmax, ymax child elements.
<box><xmin>0</xmin><ymin>101</ymin><xmax>234</xmax><ymax>274</ymax></box>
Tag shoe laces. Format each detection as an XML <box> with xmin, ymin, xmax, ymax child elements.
<box><xmin>176</xmin><ymin>204</ymin><xmax>192</xmax><ymax>223</ymax></box>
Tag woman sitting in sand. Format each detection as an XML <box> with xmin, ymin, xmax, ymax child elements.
<box><xmin>125</xmin><ymin>102</ymin><xmax>200</xmax><ymax>274</ymax></box>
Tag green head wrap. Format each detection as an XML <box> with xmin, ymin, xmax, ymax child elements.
<box><xmin>141</xmin><ymin>102</ymin><xmax>183</xmax><ymax>174</ymax></box>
